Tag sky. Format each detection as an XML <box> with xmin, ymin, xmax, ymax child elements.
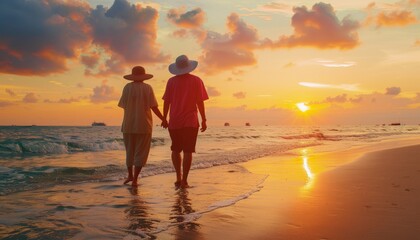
<box><xmin>0</xmin><ymin>0</ymin><xmax>419</xmax><ymax>126</ymax></box>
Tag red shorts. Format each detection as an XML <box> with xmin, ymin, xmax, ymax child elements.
<box><xmin>168</xmin><ymin>128</ymin><xmax>199</xmax><ymax>153</ymax></box>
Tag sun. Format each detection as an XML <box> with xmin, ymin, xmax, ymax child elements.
<box><xmin>296</xmin><ymin>102</ymin><xmax>310</xmax><ymax>112</ymax></box>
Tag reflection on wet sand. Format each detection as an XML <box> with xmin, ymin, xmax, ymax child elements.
<box><xmin>300</xmin><ymin>149</ymin><xmax>315</xmax><ymax>191</ymax></box>
<box><xmin>170</xmin><ymin>189</ymin><xmax>202</xmax><ymax>240</ymax></box>
<box><xmin>125</xmin><ymin>187</ymin><xmax>156</xmax><ymax>238</ymax></box>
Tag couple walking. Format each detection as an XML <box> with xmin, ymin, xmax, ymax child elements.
<box><xmin>118</xmin><ymin>55</ymin><xmax>209</xmax><ymax>189</ymax></box>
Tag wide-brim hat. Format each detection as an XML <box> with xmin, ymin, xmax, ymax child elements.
<box><xmin>124</xmin><ymin>66</ymin><xmax>153</xmax><ymax>81</ymax></box>
<box><xmin>169</xmin><ymin>55</ymin><xmax>198</xmax><ymax>75</ymax></box>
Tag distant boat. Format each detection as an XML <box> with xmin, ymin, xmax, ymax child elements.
<box><xmin>92</xmin><ymin>122</ymin><xmax>106</xmax><ymax>126</ymax></box>
<box><xmin>389</xmin><ymin>123</ymin><xmax>401</xmax><ymax>126</ymax></box>
<box><xmin>224</xmin><ymin>122</ymin><xmax>230</xmax><ymax>126</ymax></box>
<box><xmin>245</xmin><ymin>122</ymin><xmax>251</xmax><ymax>126</ymax></box>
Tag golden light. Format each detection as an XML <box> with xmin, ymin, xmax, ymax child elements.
<box><xmin>296</xmin><ymin>102</ymin><xmax>310</xmax><ymax>112</ymax></box>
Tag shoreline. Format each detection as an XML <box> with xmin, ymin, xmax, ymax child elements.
<box><xmin>171</xmin><ymin>138</ymin><xmax>420</xmax><ymax>239</ymax></box>
<box><xmin>1</xmin><ymin>137</ymin><xmax>420</xmax><ymax>239</ymax></box>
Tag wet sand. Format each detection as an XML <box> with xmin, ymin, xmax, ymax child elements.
<box><xmin>182</xmin><ymin>139</ymin><xmax>420</xmax><ymax>240</ymax></box>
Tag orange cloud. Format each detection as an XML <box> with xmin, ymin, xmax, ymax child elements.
<box><xmin>90</xmin><ymin>81</ymin><xmax>119</xmax><ymax>103</ymax></box>
<box><xmin>233</xmin><ymin>91</ymin><xmax>247</xmax><ymax>99</ymax></box>
<box><xmin>167</xmin><ymin>7</ymin><xmax>205</xmax><ymax>28</ymax></box>
<box><xmin>0</xmin><ymin>101</ymin><xmax>14</xmax><ymax>107</ymax></box>
<box><xmin>23</xmin><ymin>93</ymin><xmax>38</xmax><ymax>103</ymax></box>
<box><xmin>207</xmin><ymin>86</ymin><xmax>221</xmax><ymax>97</ymax></box>
<box><xmin>81</xmin><ymin>52</ymin><xmax>100</xmax><ymax>69</ymax></box>
<box><xmin>415</xmin><ymin>40</ymin><xmax>420</xmax><ymax>46</ymax></box>
<box><xmin>0</xmin><ymin>0</ymin><xmax>91</xmax><ymax>76</ymax></box>
<box><xmin>199</xmin><ymin>13</ymin><xmax>260</xmax><ymax>74</ymax></box>
<box><xmin>375</xmin><ymin>10</ymin><xmax>417</xmax><ymax>27</ymax></box>
<box><xmin>364</xmin><ymin>1</ymin><xmax>418</xmax><ymax>27</ymax></box>
<box><xmin>89</xmin><ymin>0</ymin><xmax>169</xmax><ymax>66</ymax></box>
<box><xmin>0</xmin><ymin>0</ymin><xmax>169</xmax><ymax>76</ymax></box>
<box><xmin>385</xmin><ymin>87</ymin><xmax>401</xmax><ymax>95</ymax></box>
<box><xmin>262</xmin><ymin>2</ymin><xmax>360</xmax><ymax>50</ymax></box>
<box><xmin>5</xmin><ymin>89</ymin><xmax>16</xmax><ymax>97</ymax></box>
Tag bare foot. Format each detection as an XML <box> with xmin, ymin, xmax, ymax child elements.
<box><xmin>123</xmin><ymin>177</ymin><xmax>133</xmax><ymax>185</ymax></box>
<box><xmin>180</xmin><ymin>181</ymin><xmax>190</xmax><ymax>189</ymax></box>
<box><xmin>131</xmin><ymin>181</ymin><xmax>138</xmax><ymax>187</ymax></box>
<box><xmin>174</xmin><ymin>181</ymin><xmax>181</xmax><ymax>189</ymax></box>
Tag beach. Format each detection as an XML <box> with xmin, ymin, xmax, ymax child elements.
<box><xmin>1</xmin><ymin>126</ymin><xmax>420</xmax><ymax>239</ymax></box>
<box><xmin>175</xmin><ymin>138</ymin><xmax>420</xmax><ymax>240</ymax></box>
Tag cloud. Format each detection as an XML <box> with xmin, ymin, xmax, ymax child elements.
<box><xmin>207</xmin><ymin>86</ymin><xmax>221</xmax><ymax>97</ymax></box>
<box><xmin>299</xmin><ymin>82</ymin><xmax>359</xmax><ymax>91</ymax></box>
<box><xmin>80</xmin><ymin>52</ymin><xmax>100</xmax><ymax>69</ymax></box>
<box><xmin>325</xmin><ymin>94</ymin><xmax>347</xmax><ymax>103</ymax></box>
<box><xmin>89</xmin><ymin>0</ymin><xmax>169</xmax><ymax>66</ymax></box>
<box><xmin>312</xmin><ymin>89</ymin><xmax>419</xmax><ymax>109</ymax></box>
<box><xmin>45</xmin><ymin>97</ymin><xmax>81</xmax><ymax>103</ymax></box>
<box><xmin>0</xmin><ymin>101</ymin><xmax>14</xmax><ymax>107</ymax></box>
<box><xmin>167</xmin><ymin>7</ymin><xmax>205</xmax><ymax>28</ymax></box>
<box><xmin>374</xmin><ymin>10</ymin><xmax>417</xmax><ymax>27</ymax></box>
<box><xmin>5</xmin><ymin>89</ymin><xmax>16</xmax><ymax>97</ymax></box>
<box><xmin>415</xmin><ymin>40</ymin><xmax>420</xmax><ymax>46</ymax></box>
<box><xmin>233</xmin><ymin>91</ymin><xmax>246</xmax><ymax>99</ymax></box>
<box><xmin>365</xmin><ymin>2</ymin><xmax>418</xmax><ymax>27</ymax></box>
<box><xmin>260</xmin><ymin>2</ymin><xmax>290</xmax><ymax>12</ymax></box>
<box><xmin>90</xmin><ymin>81</ymin><xmax>119</xmax><ymax>103</ymax></box>
<box><xmin>283</xmin><ymin>62</ymin><xmax>295</xmax><ymax>68</ymax></box>
<box><xmin>385</xmin><ymin>86</ymin><xmax>401</xmax><ymax>95</ymax></box>
<box><xmin>59</xmin><ymin>97</ymin><xmax>80</xmax><ymax>103</ymax></box>
<box><xmin>199</xmin><ymin>13</ymin><xmax>260</xmax><ymax>74</ymax></box>
<box><xmin>261</xmin><ymin>2</ymin><xmax>360</xmax><ymax>50</ymax></box>
<box><xmin>22</xmin><ymin>93</ymin><xmax>38</xmax><ymax>103</ymax></box>
<box><xmin>207</xmin><ymin>106</ymin><xmax>295</xmax><ymax>125</ymax></box>
<box><xmin>240</xmin><ymin>2</ymin><xmax>291</xmax><ymax>18</ymax></box>
<box><xmin>172</xmin><ymin>29</ymin><xmax>188</xmax><ymax>38</ymax></box>
<box><xmin>0</xmin><ymin>0</ymin><xmax>169</xmax><ymax>76</ymax></box>
<box><xmin>313</xmin><ymin>59</ymin><xmax>356</xmax><ymax>68</ymax></box>
<box><xmin>85</xmin><ymin>55</ymin><xmax>125</xmax><ymax>76</ymax></box>
<box><xmin>0</xmin><ymin>0</ymin><xmax>91</xmax><ymax>75</ymax></box>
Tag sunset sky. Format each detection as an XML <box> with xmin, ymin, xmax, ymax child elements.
<box><xmin>1</xmin><ymin>0</ymin><xmax>419</xmax><ymax>126</ymax></box>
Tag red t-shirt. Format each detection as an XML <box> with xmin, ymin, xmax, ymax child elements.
<box><xmin>162</xmin><ymin>73</ymin><xmax>209</xmax><ymax>129</ymax></box>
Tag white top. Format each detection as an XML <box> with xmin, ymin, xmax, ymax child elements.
<box><xmin>118</xmin><ymin>82</ymin><xmax>158</xmax><ymax>133</ymax></box>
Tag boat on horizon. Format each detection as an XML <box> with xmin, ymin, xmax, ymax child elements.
<box><xmin>92</xmin><ymin>122</ymin><xmax>106</xmax><ymax>126</ymax></box>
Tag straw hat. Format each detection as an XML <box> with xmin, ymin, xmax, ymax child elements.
<box><xmin>124</xmin><ymin>66</ymin><xmax>153</xmax><ymax>81</ymax></box>
<box><xmin>168</xmin><ymin>55</ymin><xmax>198</xmax><ymax>75</ymax></box>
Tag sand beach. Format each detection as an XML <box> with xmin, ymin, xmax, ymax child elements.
<box><xmin>1</xmin><ymin>132</ymin><xmax>420</xmax><ymax>239</ymax></box>
<box><xmin>177</xmin><ymin>138</ymin><xmax>420</xmax><ymax>240</ymax></box>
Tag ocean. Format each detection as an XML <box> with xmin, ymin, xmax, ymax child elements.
<box><xmin>1</xmin><ymin>125</ymin><xmax>419</xmax><ymax>239</ymax></box>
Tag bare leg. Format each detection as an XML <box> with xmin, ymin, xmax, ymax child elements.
<box><xmin>132</xmin><ymin>166</ymin><xmax>142</xmax><ymax>187</ymax></box>
<box><xmin>172</xmin><ymin>151</ymin><xmax>182</xmax><ymax>187</ymax></box>
<box><xmin>124</xmin><ymin>166</ymin><xmax>133</xmax><ymax>184</ymax></box>
<box><xmin>181</xmin><ymin>152</ymin><xmax>192</xmax><ymax>188</ymax></box>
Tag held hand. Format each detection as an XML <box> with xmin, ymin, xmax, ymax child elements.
<box><xmin>161</xmin><ymin>120</ymin><xmax>168</xmax><ymax>129</ymax></box>
<box><xmin>200</xmin><ymin>120</ymin><xmax>207</xmax><ymax>132</ymax></box>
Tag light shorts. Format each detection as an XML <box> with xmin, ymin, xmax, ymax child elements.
<box><xmin>123</xmin><ymin>133</ymin><xmax>152</xmax><ymax>167</ymax></box>
<box><xmin>168</xmin><ymin>127</ymin><xmax>199</xmax><ymax>153</ymax></box>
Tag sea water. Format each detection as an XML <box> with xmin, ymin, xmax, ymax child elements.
<box><xmin>0</xmin><ymin>125</ymin><xmax>419</xmax><ymax>238</ymax></box>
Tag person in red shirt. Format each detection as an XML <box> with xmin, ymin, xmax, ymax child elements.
<box><xmin>163</xmin><ymin>55</ymin><xmax>209</xmax><ymax>189</ymax></box>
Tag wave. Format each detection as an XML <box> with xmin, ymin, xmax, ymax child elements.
<box><xmin>281</xmin><ymin>132</ymin><xmax>341</xmax><ymax>141</ymax></box>
<box><xmin>0</xmin><ymin>137</ymin><xmax>166</xmax><ymax>157</ymax></box>
<box><xmin>0</xmin><ymin>141</ymin><xmax>319</xmax><ymax>196</ymax></box>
